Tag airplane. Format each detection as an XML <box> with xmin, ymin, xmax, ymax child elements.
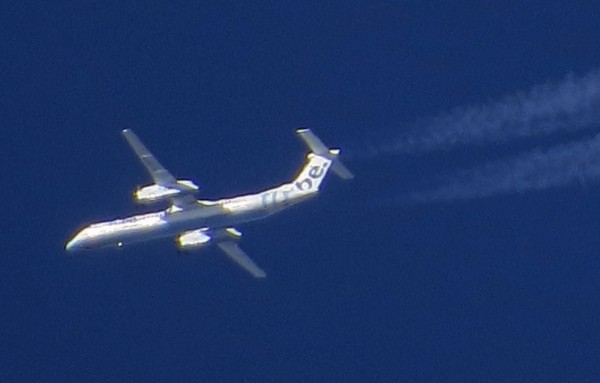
<box><xmin>65</xmin><ymin>128</ymin><xmax>353</xmax><ymax>278</ymax></box>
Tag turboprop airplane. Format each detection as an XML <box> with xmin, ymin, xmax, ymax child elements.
<box><xmin>65</xmin><ymin>129</ymin><xmax>353</xmax><ymax>278</ymax></box>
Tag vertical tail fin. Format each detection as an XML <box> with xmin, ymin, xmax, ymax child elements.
<box><xmin>296</xmin><ymin>129</ymin><xmax>354</xmax><ymax>180</ymax></box>
<box><xmin>293</xmin><ymin>153</ymin><xmax>333</xmax><ymax>193</ymax></box>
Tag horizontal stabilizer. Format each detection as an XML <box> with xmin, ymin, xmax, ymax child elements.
<box><xmin>296</xmin><ymin>128</ymin><xmax>329</xmax><ymax>155</ymax></box>
<box><xmin>331</xmin><ymin>160</ymin><xmax>354</xmax><ymax>180</ymax></box>
<box><xmin>296</xmin><ymin>128</ymin><xmax>354</xmax><ymax>180</ymax></box>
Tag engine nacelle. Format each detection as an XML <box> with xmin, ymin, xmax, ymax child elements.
<box><xmin>177</xmin><ymin>228</ymin><xmax>211</xmax><ymax>249</ymax></box>
<box><xmin>134</xmin><ymin>180</ymin><xmax>198</xmax><ymax>204</ymax></box>
<box><xmin>177</xmin><ymin>227</ymin><xmax>242</xmax><ymax>250</ymax></box>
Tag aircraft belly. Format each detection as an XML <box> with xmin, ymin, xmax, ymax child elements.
<box><xmin>166</xmin><ymin>205</ymin><xmax>279</xmax><ymax>229</ymax></box>
<box><xmin>80</xmin><ymin>199</ymin><xmax>295</xmax><ymax>250</ymax></box>
<box><xmin>207</xmin><ymin>210</ymin><xmax>270</xmax><ymax>227</ymax></box>
<box><xmin>87</xmin><ymin>222</ymin><xmax>171</xmax><ymax>248</ymax></box>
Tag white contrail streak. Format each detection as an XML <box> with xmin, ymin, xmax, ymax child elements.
<box><xmin>369</xmin><ymin>70</ymin><xmax>600</xmax><ymax>156</ymax></box>
<box><xmin>405</xmin><ymin>133</ymin><xmax>600</xmax><ymax>204</ymax></box>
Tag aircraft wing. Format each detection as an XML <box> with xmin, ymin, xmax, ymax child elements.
<box><xmin>122</xmin><ymin>129</ymin><xmax>177</xmax><ymax>185</ymax></box>
<box><xmin>217</xmin><ymin>241</ymin><xmax>267</xmax><ymax>278</ymax></box>
<box><xmin>122</xmin><ymin>129</ymin><xmax>198</xmax><ymax>209</ymax></box>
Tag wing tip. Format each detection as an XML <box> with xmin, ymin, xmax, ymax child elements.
<box><xmin>255</xmin><ymin>271</ymin><xmax>267</xmax><ymax>278</ymax></box>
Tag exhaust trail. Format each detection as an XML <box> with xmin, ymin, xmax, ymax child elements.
<box><xmin>404</xmin><ymin>133</ymin><xmax>600</xmax><ymax>204</ymax></box>
<box><xmin>364</xmin><ymin>69</ymin><xmax>600</xmax><ymax>156</ymax></box>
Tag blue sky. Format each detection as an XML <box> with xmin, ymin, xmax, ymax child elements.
<box><xmin>3</xmin><ymin>2</ymin><xmax>600</xmax><ymax>381</ymax></box>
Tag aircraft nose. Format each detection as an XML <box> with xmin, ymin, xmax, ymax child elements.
<box><xmin>65</xmin><ymin>235</ymin><xmax>84</xmax><ymax>251</ymax></box>
<box><xmin>65</xmin><ymin>238</ymin><xmax>78</xmax><ymax>251</ymax></box>
<box><xmin>65</xmin><ymin>229</ymin><xmax>91</xmax><ymax>251</ymax></box>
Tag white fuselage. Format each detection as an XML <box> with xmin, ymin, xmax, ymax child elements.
<box><xmin>65</xmin><ymin>181</ymin><xmax>315</xmax><ymax>251</ymax></box>
<box><xmin>66</xmin><ymin>129</ymin><xmax>352</xmax><ymax>277</ymax></box>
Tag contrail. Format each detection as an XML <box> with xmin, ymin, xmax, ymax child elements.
<box><xmin>361</xmin><ymin>69</ymin><xmax>600</xmax><ymax>156</ymax></box>
<box><xmin>404</xmin><ymin>133</ymin><xmax>600</xmax><ymax>204</ymax></box>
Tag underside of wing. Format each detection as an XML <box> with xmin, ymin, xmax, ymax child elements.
<box><xmin>122</xmin><ymin>129</ymin><xmax>200</xmax><ymax>210</ymax></box>
<box><xmin>217</xmin><ymin>241</ymin><xmax>267</xmax><ymax>278</ymax></box>
<box><xmin>122</xmin><ymin>129</ymin><xmax>177</xmax><ymax>185</ymax></box>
